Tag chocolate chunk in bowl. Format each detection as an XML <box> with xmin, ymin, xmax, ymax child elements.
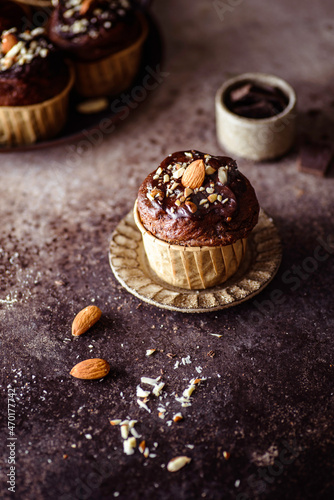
<box><xmin>216</xmin><ymin>72</ymin><xmax>297</xmax><ymax>161</ymax></box>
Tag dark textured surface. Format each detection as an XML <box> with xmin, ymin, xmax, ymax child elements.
<box><xmin>1</xmin><ymin>1</ymin><xmax>334</xmax><ymax>499</ymax></box>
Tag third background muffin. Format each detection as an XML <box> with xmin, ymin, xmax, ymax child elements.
<box><xmin>48</xmin><ymin>0</ymin><xmax>148</xmax><ymax>97</ymax></box>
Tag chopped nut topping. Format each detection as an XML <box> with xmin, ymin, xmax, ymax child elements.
<box><xmin>172</xmin><ymin>167</ymin><xmax>185</xmax><ymax>179</ymax></box>
<box><xmin>151</xmin><ymin>188</ymin><xmax>164</xmax><ymax>200</ymax></box>
<box><xmin>218</xmin><ymin>167</ymin><xmax>228</xmax><ymax>185</ymax></box>
<box><xmin>185</xmin><ymin>201</ymin><xmax>197</xmax><ymax>213</ymax></box>
<box><xmin>208</xmin><ymin>193</ymin><xmax>217</xmax><ymax>203</ymax></box>
<box><xmin>205</xmin><ymin>165</ymin><xmax>215</xmax><ymax>175</ymax></box>
<box><xmin>184</xmin><ymin>187</ymin><xmax>193</xmax><ymax>198</ymax></box>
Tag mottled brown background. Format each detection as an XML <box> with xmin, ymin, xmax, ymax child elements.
<box><xmin>1</xmin><ymin>1</ymin><xmax>333</xmax><ymax>499</ymax></box>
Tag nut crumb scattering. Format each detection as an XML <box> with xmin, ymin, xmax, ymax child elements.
<box><xmin>172</xmin><ymin>413</ymin><xmax>183</xmax><ymax>423</ymax></box>
<box><xmin>110</xmin><ymin>419</ymin><xmax>122</xmax><ymax>426</ymax></box>
<box><xmin>146</xmin><ymin>348</ymin><xmax>156</xmax><ymax>357</ymax></box>
<box><xmin>123</xmin><ymin>437</ymin><xmax>136</xmax><ymax>456</ymax></box>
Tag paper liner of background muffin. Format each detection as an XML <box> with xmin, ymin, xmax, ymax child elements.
<box><xmin>134</xmin><ymin>200</ymin><xmax>247</xmax><ymax>290</ymax></box>
<box><xmin>73</xmin><ymin>13</ymin><xmax>148</xmax><ymax>98</ymax></box>
<box><xmin>0</xmin><ymin>65</ymin><xmax>74</xmax><ymax>146</ymax></box>
<box><xmin>109</xmin><ymin>208</ymin><xmax>282</xmax><ymax>313</ymax></box>
<box><xmin>15</xmin><ymin>0</ymin><xmax>52</xmax><ymax>7</ymax></box>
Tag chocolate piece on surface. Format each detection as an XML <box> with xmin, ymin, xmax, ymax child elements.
<box><xmin>298</xmin><ymin>139</ymin><xmax>333</xmax><ymax>177</ymax></box>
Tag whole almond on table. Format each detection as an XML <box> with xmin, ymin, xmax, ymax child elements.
<box><xmin>181</xmin><ymin>159</ymin><xmax>206</xmax><ymax>189</ymax></box>
<box><xmin>70</xmin><ymin>358</ymin><xmax>110</xmax><ymax>380</ymax></box>
<box><xmin>72</xmin><ymin>305</ymin><xmax>102</xmax><ymax>336</ymax></box>
<box><xmin>1</xmin><ymin>33</ymin><xmax>18</xmax><ymax>55</ymax></box>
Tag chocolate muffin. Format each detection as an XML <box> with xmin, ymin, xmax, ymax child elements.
<box><xmin>0</xmin><ymin>27</ymin><xmax>69</xmax><ymax>106</ymax></box>
<box><xmin>49</xmin><ymin>0</ymin><xmax>141</xmax><ymax>61</ymax></box>
<box><xmin>135</xmin><ymin>150</ymin><xmax>260</xmax><ymax>289</ymax></box>
<box><xmin>0</xmin><ymin>1</ymin><xmax>27</xmax><ymax>34</ymax></box>
<box><xmin>0</xmin><ymin>27</ymin><xmax>74</xmax><ymax>145</ymax></box>
<box><xmin>48</xmin><ymin>0</ymin><xmax>148</xmax><ymax>97</ymax></box>
<box><xmin>137</xmin><ymin>150</ymin><xmax>259</xmax><ymax>246</ymax></box>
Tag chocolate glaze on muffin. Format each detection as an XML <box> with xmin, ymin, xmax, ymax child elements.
<box><xmin>49</xmin><ymin>0</ymin><xmax>141</xmax><ymax>62</ymax></box>
<box><xmin>0</xmin><ymin>1</ymin><xmax>26</xmax><ymax>34</ymax></box>
<box><xmin>137</xmin><ymin>150</ymin><xmax>260</xmax><ymax>247</ymax></box>
<box><xmin>0</xmin><ymin>27</ymin><xmax>69</xmax><ymax>106</ymax></box>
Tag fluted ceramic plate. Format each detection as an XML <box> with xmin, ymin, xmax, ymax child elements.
<box><xmin>109</xmin><ymin>208</ymin><xmax>282</xmax><ymax>313</ymax></box>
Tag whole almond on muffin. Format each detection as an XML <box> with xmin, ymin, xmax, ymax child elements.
<box><xmin>181</xmin><ymin>159</ymin><xmax>205</xmax><ymax>189</ymax></box>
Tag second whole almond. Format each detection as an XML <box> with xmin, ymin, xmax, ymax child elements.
<box><xmin>70</xmin><ymin>358</ymin><xmax>110</xmax><ymax>380</ymax></box>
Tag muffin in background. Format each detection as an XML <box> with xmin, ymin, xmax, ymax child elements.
<box><xmin>0</xmin><ymin>27</ymin><xmax>74</xmax><ymax>146</ymax></box>
<box><xmin>135</xmin><ymin>150</ymin><xmax>260</xmax><ymax>289</ymax></box>
<box><xmin>49</xmin><ymin>0</ymin><xmax>148</xmax><ymax>97</ymax></box>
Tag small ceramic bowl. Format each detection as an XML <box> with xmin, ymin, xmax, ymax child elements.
<box><xmin>215</xmin><ymin>73</ymin><xmax>297</xmax><ymax>161</ymax></box>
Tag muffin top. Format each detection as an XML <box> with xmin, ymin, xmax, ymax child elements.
<box><xmin>0</xmin><ymin>27</ymin><xmax>69</xmax><ymax>106</ymax></box>
<box><xmin>0</xmin><ymin>1</ymin><xmax>26</xmax><ymax>34</ymax></box>
<box><xmin>137</xmin><ymin>150</ymin><xmax>260</xmax><ymax>247</ymax></box>
<box><xmin>49</xmin><ymin>0</ymin><xmax>141</xmax><ymax>61</ymax></box>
